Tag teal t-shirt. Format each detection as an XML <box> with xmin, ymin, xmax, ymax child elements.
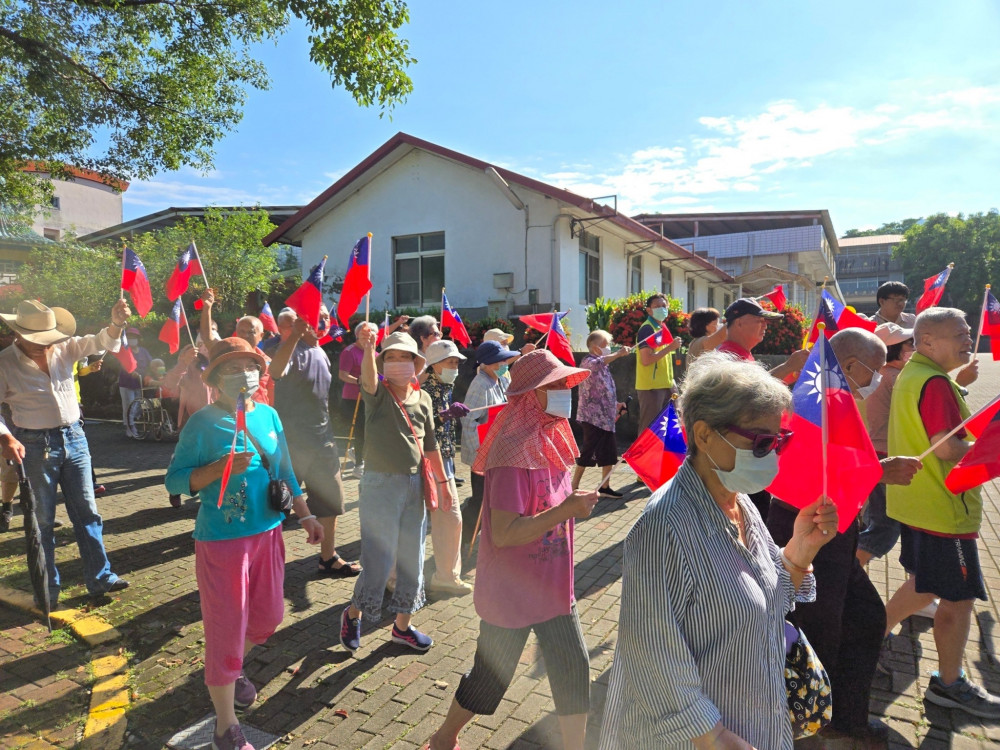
<box><xmin>165</xmin><ymin>403</ymin><xmax>302</xmax><ymax>542</ymax></box>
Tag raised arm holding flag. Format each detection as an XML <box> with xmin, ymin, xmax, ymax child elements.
<box><xmin>336</xmin><ymin>235</ymin><xmax>373</xmax><ymax>327</ymax></box>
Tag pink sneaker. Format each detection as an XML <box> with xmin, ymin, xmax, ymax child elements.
<box><xmin>212</xmin><ymin>723</ymin><xmax>254</xmax><ymax>750</ymax></box>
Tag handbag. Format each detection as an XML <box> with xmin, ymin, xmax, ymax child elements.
<box><xmin>386</xmin><ymin>383</ymin><xmax>438</xmax><ymax>512</ymax></box>
<box><xmin>784</xmin><ymin>621</ymin><xmax>832</xmax><ymax>739</ymax></box>
<box><xmin>243</xmin><ymin>429</ymin><xmax>294</xmax><ymax>515</ymax></box>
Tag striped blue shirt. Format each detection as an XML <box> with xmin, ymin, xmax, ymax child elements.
<box><xmin>599</xmin><ymin>460</ymin><xmax>816</xmax><ymax>749</ymax></box>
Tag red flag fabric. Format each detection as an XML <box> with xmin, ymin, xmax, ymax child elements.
<box><xmin>518</xmin><ymin>312</ymin><xmax>557</xmax><ymax>333</ymax></box>
<box><xmin>336</xmin><ymin>236</ymin><xmax>373</xmax><ymax>327</ymax></box>
<box><xmin>763</xmin><ymin>284</ymin><xmax>787</xmax><ymax>311</ymax></box>
<box><xmin>217</xmin><ymin>392</ymin><xmax>247</xmax><ymax>507</ymax></box>
<box><xmin>316</xmin><ymin>322</ymin><xmax>345</xmax><ymax>347</ymax></box>
<box><xmin>111</xmin><ymin>329</ymin><xmax>137</xmax><ymax>374</ymax></box>
<box><xmin>546</xmin><ymin>310</ymin><xmax>575</xmax><ymax>366</ymax></box>
<box><xmin>477</xmin><ymin>404</ymin><xmax>506</xmax><ymax>443</ymax></box>
<box><xmin>286</xmin><ymin>257</ymin><xmax>326</xmax><ymax>330</ymax></box>
<box><xmin>767</xmin><ymin>337</ymin><xmax>883</xmax><ymax>532</ymax></box>
<box><xmin>259</xmin><ymin>301</ymin><xmax>278</xmax><ymax>334</ymax></box>
<box><xmin>916</xmin><ymin>266</ymin><xmax>952</xmax><ymax>314</ymax></box>
<box><xmin>120</xmin><ymin>247</ymin><xmax>153</xmax><ymax>318</ymax></box>
<box><xmin>652</xmin><ymin>320</ymin><xmax>674</xmax><ymax>347</ymax></box>
<box><xmin>375</xmin><ymin>310</ymin><xmax>390</xmax><ymax>347</ymax></box>
<box><xmin>807</xmin><ymin>290</ymin><xmax>877</xmax><ymax>344</ymax></box>
<box><xmin>622</xmin><ymin>401</ymin><xmax>687</xmax><ymax>491</ymax></box>
<box><xmin>165</xmin><ymin>242</ymin><xmax>203</xmax><ymax>301</ymax></box>
<box><xmin>158</xmin><ymin>299</ymin><xmax>185</xmax><ymax>354</ymax></box>
<box><xmin>960</xmin><ymin>394</ymin><xmax>1000</xmax><ymax>439</ymax></box>
<box><xmin>980</xmin><ymin>291</ymin><xmax>1000</xmax><ymax>361</ymax></box>
<box><xmin>442</xmin><ymin>292</ymin><xmax>472</xmax><ymax>348</ymax></box>
<box><xmin>946</xmin><ymin>407</ymin><xmax>1000</xmax><ymax>493</ymax></box>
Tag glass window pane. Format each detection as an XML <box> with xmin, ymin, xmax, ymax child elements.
<box><xmin>394</xmin><ymin>236</ymin><xmax>419</xmax><ymax>254</ymax></box>
<box><xmin>395</xmin><ymin>257</ymin><xmax>420</xmax><ymax>305</ymax></box>
<box><xmin>421</xmin><ymin>232</ymin><xmax>446</xmax><ymax>252</ymax></box>
<box><xmin>421</xmin><ymin>255</ymin><xmax>445</xmax><ymax>304</ymax></box>
<box><xmin>579</xmin><ymin>252</ymin><xmax>587</xmax><ymax>302</ymax></box>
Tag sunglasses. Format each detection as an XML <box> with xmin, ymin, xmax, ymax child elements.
<box><xmin>724</xmin><ymin>424</ymin><xmax>794</xmax><ymax>458</ymax></box>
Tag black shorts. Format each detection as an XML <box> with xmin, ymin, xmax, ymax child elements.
<box><xmin>575</xmin><ymin>423</ymin><xmax>617</xmax><ymax>468</ymax></box>
<box><xmin>899</xmin><ymin>525</ymin><xmax>988</xmax><ymax>603</ymax></box>
<box><xmin>286</xmin><ymin>437</ymin><xmax>345</xmax><ymax>518</ymax></box>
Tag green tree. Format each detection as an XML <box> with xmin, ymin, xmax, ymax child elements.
<box><xmin>0</xmin><ymin>0</ymin><xmax>415</xmax><ymax>209</ymax></box>
<box><xmin>842</xmin><ymin>218</ymin><xmax>922</xmax><ymax>238</ymax></box>
<box><xmin>17</xmin><ymin>208</ymin><xmax>281</xmax><ymax>330</ymax></box>
<box><xmin>894</xmin><ymin>211</ymin><xmax>1000</xmax><ymax>324</ymax></box>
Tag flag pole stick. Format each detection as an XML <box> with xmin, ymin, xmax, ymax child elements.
<box><xmin>818</xmin><ymin>322</ymin><xmax>829</xmax><ymax>512</ymax></box>
<box><xmin>972</xmin><ymin>284</ymin><xmax>990</xmax><ymax>358</ymax></box>
<box><xmin>340</xmin><ymin>394</ymin><xmax>362</xmax><ymax>473</ymax></box>
<box><xmin>916</xmin><ymin>390</ymin><xmax>1000</xmax><ymax>461</ymax></box>
<box><xmin>191</xmin><ymin>240</ymin><xmax>211</xmax><ymax>289</ymax></box>
<box><xmin>365</xmin><ymin>233</ymin><xmax>372</xmax><ymax>324</ymax></box>
<box><xmin>120</xmin><ymin>246</ymin><xmax>126</xmax><ymax>301</ymax></box>
<box><xmin>180</xmin><ymin>296</ymin><xmax>197</xmax><ymax>349</ymax></box>
<box><xmin>465</xmin><ymin>402</ymin><xmax>507</xmax><ymax>415</ymax></box>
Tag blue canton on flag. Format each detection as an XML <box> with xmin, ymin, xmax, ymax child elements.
<box><xmin>792</xmin><ymin>337</ymin><xmax>851</xmax><ymax>426</ymax></box>
<box><xmin>929</xmin><ymin>268</ymin><xmax>950</xmax><ymax>290</ymax></box>
<box><xmin>655</xmin><ymin>402</ymin><xmax>687</xmax><ymax>453</ymax></box>
<box><xmin>349</xmin><ymin>236</ymin><xmax>370</xmax><ymax>269</ymax></box>
<box><xmin>985</xmin><ymin>291</ymin><xmax>1000</xmax><ymax>331</ymax></box>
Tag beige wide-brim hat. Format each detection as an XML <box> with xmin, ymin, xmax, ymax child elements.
<box><xmin>483</xmin><ymin>328</ymin><xmax>514</xmax><ymax>345</ymax></box>
<box><xmin>0</xmin><ymin>300</ymin><xmax>76</xmax><ymax>345</ymax></box>
<box><xmin>425</xmin><ymin>339</ymin><xmax>467</xmax><ymax>367</ymax></box>
<box><xmin>376</xmin><ymin>331</ymin><xmax>426</xmax><ymax>374</ymax></box>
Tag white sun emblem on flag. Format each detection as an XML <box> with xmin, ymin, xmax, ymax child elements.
<box><xmin>802</xmin><ymin>362</ymin><xmax>848</xmax><ymax>403</ymax></box>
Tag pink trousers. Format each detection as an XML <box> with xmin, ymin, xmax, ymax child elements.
<box><xmin>195</xmin><ymin>527</ymin><xmax>285</xmax><ymax>686</ymax></box>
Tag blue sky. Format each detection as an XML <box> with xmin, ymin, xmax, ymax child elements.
<box><xmin>123</xmin><ymin>0</ymin><xmax>1000</xmax><ymax>235</ymax></box>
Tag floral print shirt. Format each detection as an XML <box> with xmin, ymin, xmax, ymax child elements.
<box><xmin>577</xmin><ymin>354</ymin><xmax>618</xmax><ymax>431</ymax></box>
<box><xmin>423</xmin><ymin>371</ymin><xmax>456</xmax><ymax>461</ymax></box>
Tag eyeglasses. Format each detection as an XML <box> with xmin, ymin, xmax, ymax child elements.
<box><xmin>724</xmin><ymin>424</ymin><xmax>794</xmax><ymax>457</ymax></box>
<box><xmin>219</xmin><ymin>364</ymin><xmax>261</xmax><ymax>375</ymax></box>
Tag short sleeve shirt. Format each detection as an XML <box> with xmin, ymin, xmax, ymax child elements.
<box><xmin>273</xmin><ymin>341</ymin><xmax>333</xmax><ymax>440</ymax></box>
<box><xmin>717</xmin><ymin>340</ymin><xmax>754</xmax><ymax>361</ymax></box>
<box><xmin>361</xmin><ymin>383</ymin><xmax>438</xmax><ymax>474</ymax></box>
<box><xmin>919</xmin><ymin>376</ymin><xmax>966</xmax><ymax>440</ymax></box>
<box><xmin>577</xmin><ymin>354</ymin><xmax>617</xmax><ymax>431</ymax></box>
<box><xmin>338</xmin><ymin>344</ymin><xmax>364</xmax><ymax>401</ymax></box>
<box><xmin>474</xmin><ymin>466</ymin><xmax>575</xmax><ymax>629</ymax></box>
<box><xmin>422</xmin><ymin>372</ymin><xmax>456</xmax><ymax>461</ymax></box>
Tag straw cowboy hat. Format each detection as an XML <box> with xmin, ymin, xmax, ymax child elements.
<box><xmin>0</xmin><ymin>300</ymin><xmax>76</xmax><ymax>346</ymax></box>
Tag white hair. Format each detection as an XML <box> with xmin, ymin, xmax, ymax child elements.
<box><xmin>829</xmin><ymin>328</ymin><xmax>886</xmax><ymax>364</ymax></box>
<box><xmin>237</xmin><ymin>315</ymin><xmax>263</xmax><ymax>334</ymax></box>
<box><xmin>276</xmin><ymin>310</ymin><xmax>297</xmax><ymax>326</ymax></box>
<box><xmin>354</xmin><ymin>320</ymin><xmax>376</xmax><ymax>337</ymax></box>
<box><xmin>913</xmin><ymin>307</ymin><xmax>967</xmax><ymax>342</ymax></box>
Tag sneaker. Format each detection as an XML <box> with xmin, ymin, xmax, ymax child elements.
<box><xmin>925</xmin><ymin>672</ymin><xmax>1000</xmax><ymax>719</ymax></box>
<box><xmin>913</xmin><ymin>599</ymin><xmax>940</xmax><ymax>620</ymax></box>
<box><xmin>339</xmin><ymin>607</ymin><xmax>361</xmax><ymax>653</ymax></box>
<box><xmin>391</xmin><ymin>624</ymin><xmax>433</xmax><ymax>652</ymax></box>
<box><xmin>427</xmin><ymin>578</ymin><xmax>473</xmax><ymax>596</ymax></box>
<box><xmin>233</xmin><ymin>672</ymin><xmax>257</xmax><ymax>709</ymax></box>
<box><xmin>94</xmin><ymin>485</ymin><xmax>106</xmax><ymax>497</ymax></box>
<box><xmin>454</xmin><ymin>477</ymin><xmax>465</xmax><ymax>486</ymax></box>
<box><xmin>876</xmin><ymin>634</ymin><xmax>893</xmax><ymax>676</ymax></box>
<box><xmin>169</xmin><ymin>494</ymin><xmax>181</xmax><ymax>508</ymax></box>
<box><xmin>0</xmin><ymin>504</ymin><xmax>11</xmax><ymax>532</ymax></box>
<box><xmin>212</xmin><ymin>723</ymin><xmax>255</xmax><ymax>750</ymax></box>
<box><xmin>598</xmin><ymin>486</ymin><xmax>623</xmax><ymax>499</ymax></box>
<box><xmin>346</xmin><ymin>446</ymin><xmax>356</xmax><ymax>465</ymax></box>
<box><xmin>351</xmin><ymin>463</ymin><xmax>365</xmax><ymax>479</ymax></box>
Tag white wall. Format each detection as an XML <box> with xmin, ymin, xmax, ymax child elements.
<box><xmin>31</xmin><ymin>173</ymin><xmax>123</xmax><ymax>239</ymax></box>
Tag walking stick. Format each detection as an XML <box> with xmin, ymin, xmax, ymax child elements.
<box><xmin>341</xmin><ymin>394</ymin><xmax>363</xmax><ymax>473</ymax></box>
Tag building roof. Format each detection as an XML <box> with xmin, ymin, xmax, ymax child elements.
<box><xmin>262</xmin><ymin>132</ymin><xmax>734</xmax><ymax>282</ymax></box>
<box><xmin>78</xmin><ymin>206</ymin><xmax>303</xmax><ymax>246</ymax></box>
<box><xmin>837</xmin><ymin>234</ymin><xmax>905</xmax><ymax>247</ymax></box>
<box><xmin>736</xmin><ymin>263</ymin><xmax>814</xmax><ymax>288</ymax></box>
<box><xmin>633</xmin><ymin>209</ymin><xmax>841</xmax><ymax>256</ymax></box>
<box><xmin>21</xmin><ymin>162</ymin><xmax>130</xmax><ymax>192</ymax></box>
<box><xmin>0</xmin><ymin>207</ymin><xmax>58</xmax><ymax>248</ymax></box>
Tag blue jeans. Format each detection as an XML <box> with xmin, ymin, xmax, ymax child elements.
<box><xmin>351</xmin><ymin>471</ymin><xmax>427</xmax><ymax>620</ymax></box>
<box><xmin>15</xmin><ymin>422</ymin><xmax>119</xmax><ymax>597</ymax></box>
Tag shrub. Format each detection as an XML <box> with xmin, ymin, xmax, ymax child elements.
<box><xmin>603</xmin><ymin>291</ymin><xmax>689</xmax><ymax>347</ymax></box>
<box><xmin>466</xmin><ymin>317</ymin><xmax>513</xmax><ymax>348</ymax></box>
<box><xmin>755</xmin><ymin>300</ymin><xmax>808</xmax><ymax>355</ymax></box>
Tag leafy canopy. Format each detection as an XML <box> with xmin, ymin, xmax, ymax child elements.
<box><xmin>0</xmin><ymin>0</ymin><xmax>415</xmax><ymax>206</ymax></box>
<box><xmin>17</xmin><ymin>208</ymin><xmax>281</xmax><ymax>330</ymax></box>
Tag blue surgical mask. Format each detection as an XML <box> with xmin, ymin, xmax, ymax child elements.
<box><xmin>496</xmin><ymin>364</ymin><xmax>509</xmax><ymax>377</ymax></box>
<box><xmin>650</xmin><ymin>307</ymin><xmax>668</xmax><ymax>322</ymax></box>
<box><xmin>544</xmin><ymin>389</ymin><xmax>572</xmax><ymax>419</ymax></box>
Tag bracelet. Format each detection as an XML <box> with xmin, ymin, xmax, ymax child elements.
<box><xmin>436</xmin><ymin>480</ymin><xmax>449</xmax><ymax>485</ymax></box>
<box><xmin>298</xmin><ymin>514</ymin><xmax>317</xmax><ymax>522</ymax></box>
<box><xmin>780</xmin><ymin>549</ymin><xmax>813</xmax><ymax>575</ymax></box>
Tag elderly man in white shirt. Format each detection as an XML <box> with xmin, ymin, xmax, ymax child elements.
<box><xmin>0</xmin><ymin>299</ymin><xmax>132</xmax><ymax>607</ymax></box>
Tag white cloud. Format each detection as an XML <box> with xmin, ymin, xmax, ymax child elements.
<box><xmin>538</xmin><ymin>83</ymin><xmax>1000</xmax><ymax>214</ymax></box>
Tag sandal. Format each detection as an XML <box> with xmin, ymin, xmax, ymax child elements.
<box><xmin>317</xmin><ymin>554</ymin><xmax>362</xmax><ymax>578</ymax></box>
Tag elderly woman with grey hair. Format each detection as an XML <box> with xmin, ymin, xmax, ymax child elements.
<box><xmin>599</xmin><ymin>352</ymin><xmax>839</xmax><ymax>750</ymax></box>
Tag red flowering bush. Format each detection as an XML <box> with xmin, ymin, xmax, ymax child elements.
<box><xmin>605</xmin><ymin>292</ymin><xmax>690</xmax><ymax>347</ymax></box>
<box><xmin>755</xmin><ymin>300</ymin><xmax>809</xmax><ymax>355</ymax></box>
<box><xmin>466</xmin><ymin>317</ymin><xmax>513</xmax><ymax>348</ymax></box>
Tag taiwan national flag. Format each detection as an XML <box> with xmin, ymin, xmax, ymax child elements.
<box><xmin>916</xmin><ymin>266</ymin><xmax>952</xmax><ymax>314</ymax></box>
<box><xmin>945</xmin><ymin>395</ymin><xmax>1000</xmax><ymax>493</ymax></box>
<box><xmin>622</xmin><ymin>400</ymin><xmax>687</xmax><ymax>491</ymax></box>
<box><xmin>217</xmin><ymin>391</ymin><xmax>248</xmax><ymax>507</ymax></box>
<box><xmin>259</xmin><ymin>302</ymin><xmax>278</xmax><ymax>334</ymax></box>
<box><xmin>158</xmin><ymin>299</ymin><xmax>186</xmax><ymax>354</ymax></box>
<box><xmin>112</xmin><ymin>329</ymin><xmax>137</xmax><ymax>374</ymax></box>
<box><xmin>651</xmin><ymin>319</ymin><xmax>674</xmax><ymax>347</ymax></box>
<box><xmin>546</xmin><ymin>310</ymin><xmax>575</xmax><ymax>366</ymax></box>
<box><xmin>762</xmin><ymin>284</ymin><xmax>787</xmax><ymax>311</ymax></box>
<box><xmin>767</xmin><ymin>337</ymin><xmax>883</xmax><ymax>532</ymax></box>
<box><xmin>477</xmin><ymin>404</ymin><xmax>506</xmax><ymax>443</ymax></box>
<box><xmin>316</xmin><ymin>318</ymin><xmax>346</xmax><ymax>346</ymax></box>
<box><xmin>807</xmin><ymin>290</ymin><xmax>877</xmax><ymax>344</ymax></box>
<box><xmin>165</xmin><ymin>242</ymin><xmax>203</xmax><ymax>301</ymax></box>
<box><xmin>981</xmin><ymin>290</ymin><xmax>1000</xmax><ymax>361</ymax></box>
<box><xmin>120</xmin><ymin>247</ymin><xmax>153</xmax><ymax>318</ymax></box>
<box><xmin>286</xmin><ymin>256</ymin><xmax>326</xmax><ymax>331</ymax></box>
<box><xmin>441</xmin><ymin>292</ymin><xmax>472</xmax><ymax>348</ymax></box>
<box><xmin>375</xmin><ymin>310</ymin><xmax>390</xmax><ymax>347</ymax></box>
<box><xmin>518</xmin><ymin>312</ymin><xmax>561</xmax><ymax>333</ymax></box>
<box><xmin>336</xmin><ymin>236</ymin><xmax>373</xmax><ymax>327</ymax></box>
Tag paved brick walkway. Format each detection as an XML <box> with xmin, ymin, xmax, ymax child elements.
<box><xmin>2</xmin><ymin>360</ymin><xmax>1000</xmax><ymax>748</ymax></box>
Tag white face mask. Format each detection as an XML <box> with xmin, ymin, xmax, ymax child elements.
<box><xmin>383</xmin><ymin>360</ymin><xmax>415</xmax><ymax>386</ymax></box>
<box><xmin>439</xmin><ymin>367</ymin><xmax>459</xmax><ymax>384</ymax></box>
<box><xmin>127</xmin><ymin>337</ymin><xmax>138</xmax><ymax>348</ymax></box>
<box><xmin>707</xmin><ymin>431</ymin><xmax>780</xmax><ymax>495</ymax></box>
<box><xmin>849</xmin><ymin>362</ymin><xmax>883</xmax><ymax>400</ymax></box>
<box><xmin>599</xmin><ymin>346</ymin><xmax>612</xmax><ymax>357</ymax></box>
<box><xmin>219</xmin><ymin>370</ymin><xmax>260</xmax><ymax>401</ymax></box>
<box><xmin>543</xmin><ymin>389</ymin><xmax>572</xmax><ymax>419</ymax></box>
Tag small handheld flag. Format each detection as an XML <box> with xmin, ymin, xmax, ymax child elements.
<box><xmin>120</xmin><ymin>247</ymin><xmax>153</xmax><ymax>318</ymax></box>
<box><xmin>546</xmin><ymin>310</ymin><xmax>575</xmax><ymax>366</ymax></box>
<box><xmin>762</xmin><ymin>284</ymin><xmax>787</xmax><ymax>311</ymax></box>
<box><xmin>218</xmin><ymin>390</ymin><xmax>248</xmax><ymax>508</ymax></box>
<box><xmin>165</xmin><ymin>242</ymin><xmax>204</xmax><ymax>301</ymax></box>
<box><xmin>286</xmin><ymin>256</ymin><xmax>327</xmax><ymax>331</ymax></box>
<box><xmin>623</xmin><ymin>400</ymin><xmax>687</xmax><ymax>490</ymax></box>
<box><xmin>112</xmin><ymin>328</ymin><xmax>137</xmax><ymax>374</ymax></box>
<box><xmin>336</xmin><ymin>236</ymin><xmax>373</xmax><ymax>327</ymax></box>
<box><xmin>518</xmin><ymin>312</ymin><xmax>559</xmax><ymax>334</ymax></box>
<box><xmin>916</xmin><ymin>264</ymin><xmax>953</xmax><ymax>314</ymax></box>
<box><xmin>807</xmin><ymin>290</ymin><xmax>877</xmax><ymax>344</ymax></box>
<box><xmin>979</xmin><ymin>287</ymin><xmax>1000</xmax><ymax>361</ymax></box>
<box><xmin>441</xmin><ymin>291</ymin><xmax>472</xmax><ymax>348</ymax></box>
<box><xmin>158</xmin><ymin>299</ymin><xmax>186</xmax><ymax>354</ymax></box>
<box><xmin>259</xmin><ymin>302</ymin><xmax>278</xmax><ymax>334</ymax></box>
<box><xmin>375</xmin><ymin>310</ymin><xmax>390</xmax><ymax>347</ymax></box>
<box><xmin>477</xmin><ymin>404</ymin><xmax>506</xmax><ymax>443</ymax></box>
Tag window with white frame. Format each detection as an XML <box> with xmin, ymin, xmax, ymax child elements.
<box><xmin>629</xmin><ymin>254</ymin><xmax>642</xmax><ymax>295</ymax></box>
<box><xmin>578</xmin><ymin>230</ymin><xmax>600</xmax><ymax>304</ymax></box>
<box><xmin>393</xmin><ymin>232</ymin><xmax>445</xmax><ymax>307</ymax></box>
<box><xmin>687</xmin><ymin>276</ymin><xmax>696</xmax><ymax>310</ymax></box>
<box><xmin>661</xmin><ymin>266</ymin><xmax>672</xmax><ymax>297</ymax></box>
